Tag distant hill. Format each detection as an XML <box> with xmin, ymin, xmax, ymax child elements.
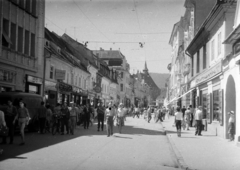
<box><xmin>149</xmin><ymin>73</ymin><xmax>170</xmax><ymax>89</ymax></box>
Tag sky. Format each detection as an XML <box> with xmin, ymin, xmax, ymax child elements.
<box><xmin>45</xmin><ymin>0</ymin><xmax>185</xmax><ymax>74</ymax></box>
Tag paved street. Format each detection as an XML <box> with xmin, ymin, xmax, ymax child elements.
<box><xmin>0</xmin><ymin>116</ymin><xmax>179</xmax><ymax>170</ymax></box>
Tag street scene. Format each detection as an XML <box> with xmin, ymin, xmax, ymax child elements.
<box><xmin>1</xmin><ymin>0</ymin><xmax>240</xmax><ymax>170</ymax></box>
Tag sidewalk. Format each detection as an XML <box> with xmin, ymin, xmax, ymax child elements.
<box><xmin>161</xmin><ymin>116</ymin><xmax>240</xmax><ymax>170</ymax></box>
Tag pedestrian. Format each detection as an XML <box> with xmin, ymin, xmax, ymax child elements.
<box><xmin>61</xmin><ymin>102</ymin><xmax>70</xmax><ymax>135</ymax></box>
<box><xmin>194</xmin><ymin>106</ymin><xmax>203</xmax><ymax>136</ymax></box>
<box><xmin>83</xmin><ymin>104</ymin><xmax>91</xmax><ymax>129</ymax></box>
<box><xmin>38</xmin><ymin>101</ymin><xmax>47</xmax><ymax>134</ymax></box>
<box><xmin>13</xmin><ymin>101</ymin><xmax>30</xmax><ymax>145</ymax></box>
<box><xmin>189</xmin><ymin>105</ymin><xmax>194</xmax><ymax>127</ymax></box>
<box><xmin>1</xmin><ymin>100</ymin><xmax>17</xmax><ymax>144</ymax></box>
<box><xmin>133</xmin><ymin>106</ymin><xmax>139</xmax><ymax>118</ymax></box>
<box><xmin>181</xmin><ymin>106</ymin><xmax>186</xmax><ymax>118</ymax></box>
<box><xmin>69</xmin><ymin>102</ymin><xmax>77</xmax><ymax>135</ymax></box>
<box><xmin>45</xmin><ymin>104</ymin><xmax>53</xmax><ymax>133</ymax></box>
<box><xmin>97</xmin><ymin>103</ymin><xmax>105</xmax><ymax>131</ymax></box>
<box><xmin>105</xmin><ymin>102</ymin><xmax>115</xmax><ymax>137</ymax></box>
<box><xmin>117</xmin><ymin>103</ymin><xmax>125</xmax><ymax>134</ymax></box>
<box><xmin>155</xmin><ymin>107</ymin><xmax>163</xmax><ymax>123</ymax></box>
<box><xmin>147</xmin><ymin>106</ymin><xmax>152</xmax><ymax>123</ymax></box>
<box><xmin>184</xmin><ymin>107</ymin><xmax>191</xmax><ymax>130</ymax></box>
<box><xmin>228</xmin><ymin>111</ymin><xmax>235</xmax><ymax>141</ymax></box>
<box><xmin>162</xmin><ymin>106</ymin><xmax>166</xmax><ymax>120</ymax></box>
<box><xmin>0</xmin><ymin>110</ymin><xmax>6</xmax><ymax>154</ymax></box>
<box><xmin>174</xmin><ymin>106</ymin><xmax>183</xmax><ymax>137</ymax></box>
<box><xmin>165</xmin><ymin>107</ymin><xmax>170</xmax><ymax>120</ymax></box>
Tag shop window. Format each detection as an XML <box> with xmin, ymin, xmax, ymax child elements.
<box><xmin>18</xmin><ymin>26</ymin><xmax>23</xmax><ymax>53</ymax></box>
<box><xmin>2</xmin><ymin>19</ymin><xmax>10</xmax><ymax>48</ymax></box>
<box><xmin>50</xmin><ymin>66</ymin><xmax>54</xmax><ymax>79</ymax></box>
<box><xmin>213</xmin><ymin>90</ymin><xmax>222</xmax><ymax>123</ymax></box>
<box><xmin>10</xmin><ymin>23</ymin><xmax>16</xmax><ymax>50</ymax></box>
<box><xmin>31</xmin><ymin>33</ymin><xmax>35</xmax><ymax>57</ymax></box>
<box><xmin>24</xmin><ymin>30</ymin><xmax>30</xmax><ymax>55</ymax></box>
<box><xmin>203</xmin><ymin>45</ymin><xmax>207</xmax><ymax>69</ymax></box>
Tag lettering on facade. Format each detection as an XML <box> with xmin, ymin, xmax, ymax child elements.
<box><xmin>55</xmin><ymin>69</ymin><xmax>66</xmax><ymax>80</ymax></box>
<box><xmin>58</xmin><ymin>82</ymin><xmax>72</xmax><ymax>92</ymax></box>
<box><xmin>191</xmin><ymin>62</ymin><xmax>222</xmax><ymax>88</ymax></box>
<box><xmin>27</xmin><ymin>75</ymin><xmax>42</xmax><ymax>84</ymax></box>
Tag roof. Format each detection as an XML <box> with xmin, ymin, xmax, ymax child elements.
<box><xmin>140</xmin><ymin>72</ymin><xmax>159</xmax><ymax>90</ymax></box>
<box><xmin>93</xmin><ymin>50</ymin><xmax>125</xmax><ymax>60</ymax></box>
<box><xmin>149</xmin><ymin>73</ymin><xmax>170</xmax><ymax>89</ymax></box>
<box><xmin>224</xmin><ymin>23</ymin><xmax>240</xmax><ymax>44</ymax></box>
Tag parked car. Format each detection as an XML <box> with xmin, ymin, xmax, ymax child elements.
<box><xmin>0</xmin><ymin>92</ymin><xmax>43</xmax><ymax>132</ymax></box>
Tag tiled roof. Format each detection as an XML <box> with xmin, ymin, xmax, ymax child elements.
<box><xmin>140</xmin><ymin>72</ymin><xmax>159</xmax><ymax>90</ymax></box>
<box><xmin>93</xmin><ymin>50</ymin><xmax>125</xmax><ymax>59</ymax></box>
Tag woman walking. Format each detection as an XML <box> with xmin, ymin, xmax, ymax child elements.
<box><xmin>174</xmin><ymin>106</ymin><xmax>183</xmax><ymax>137</ymax></box>
<box><xmin>13</xmin><ymin>101</ymin><xmax>30</xmax><ymax>145</ymax></box>
<box><xmin>117</xmin><ymin>103</ymin><xmax>125</xmax><ymax>134</ymax></box>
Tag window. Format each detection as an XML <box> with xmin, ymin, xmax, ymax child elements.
<box><xmin>197</xmin><ymin>50</ymin><xmax>200</xmax><ymax>73</ymax></box>
<box><xmin>24</xmin><ymin>30</ymin><xmax>30</xmax><ymax>55</ymax></box>
<box><xmin>121</xmin><ymin>72</ymin><xmax>124</xmax><ymax>78</ymax></box>
<box><xmin>10</xmin><ymin>23</ymin><xmax>16</xmax><ymax>50</ymax></box>
<box><xmin>26</xmin><ymin>0</ymin><xmax>31</xmax><ymax>13</ymax></box>
<box><xmin>50</xmin><ymin>66</ymin><xmax>54</xmax><ymax>79</ymax></box>
<box><xmin>211</xmin><ymin>39</ymin><xmax>215</xmax><ymax>61</ymax></box>
<box><xmin>18</xmin><ymin>26</ymin><xmax>23</xmax><ymax>53</ymax></box>
<box><xmin>218</xmin><ymin>32</ymin><xmax>221</xmax><ymax>56</ymax></box>
<box><xmin>203</xmin><ymin>45</ymin><xmax>207</xmax><ymax>69</ymax></box>
<box><xmin>32</xmin><ymin>0</ymin><xmax>37</xmax><ymax>16</ymax></box>
<box><xmin>2</xmin><ymin>19</ymin><xmax>10</xmax><ymax>47</ymax></box>
<box><xmin>75</xmin><ymin>76</ymin><xmax>77</xmax><ymax>86</ymax></box>
<box><xmin>79</xmin><ymin>77</ymin><xmax>81</xmax><ymax>87</ymax></box>
<box><xmin>191</xmin><ymin>57</ymin><xmax>194</xmax><ymax>77</ymax></box>
<box><xmin>31</xmin><ymin>33</ymin><xmax>35</xmax><ymax>57</ymax></box>
<box><xmin>19</xmin><ymin>0</ymin><xmax>25</xmax><ymax>9</ymax></box>
<box><xmin>120</xmin><ymin>84</ymin><xmax>123</xmax><ymax>91</ymax></box>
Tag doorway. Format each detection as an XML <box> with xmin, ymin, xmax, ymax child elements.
<box><xmin>225</xmin><ymin>75</ymin><xmax>236</xmax><ymax>139</ymax></box>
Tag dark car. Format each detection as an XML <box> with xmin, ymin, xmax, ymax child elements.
<box><xmin>0</xmin><ymin>92</ymin><xmax>43</xmax><ymax>132</ymax></box>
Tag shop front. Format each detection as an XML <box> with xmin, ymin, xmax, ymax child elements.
<box><xmin>44</xmin><ymin>80</ymin><xmax>57</xmax><ymax>106</ymax></box>
<box><xmin>0</xmin><ymin>68</ymin><xmax>15</xmax><ymax>92</ymax></box>
<box><xmin>72</xmin><ymin>87</ymin><xmax>85</xmax><ymax>106</ymax></box>
<box><xmin>190</xmin><ymin>61</ymin><xmax>224</xmax><ymax>137</ymax></box>
<box><xmin>25</xmin><ymin>75</ymin><xmax>42</xmax><ymax>95</ymax></box>
<box><xmin>88</xmin><ymin>90</ymin><xmax>97</xmax><ymax>107</ymax></box>
<box><xmin>57</xmin><ymin>81</ymin><xmax>73</xmax><ymax>105</ymax></box>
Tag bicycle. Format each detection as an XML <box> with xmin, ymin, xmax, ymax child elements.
<box><xmin>52</xmin><ymin>114</ymin><xmax>62</xmax><ymax>135</ymax></box>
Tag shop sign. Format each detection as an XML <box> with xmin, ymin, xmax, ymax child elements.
<box><xmin>27</xmin><ymin>75</ymin><xmax>42</xmax><ymax>84</ymax></box>
<box><xmin>45</xmin><ymin>81</ymin><xmax>57</xmax><ymax>91</ymax></box>
<box><xmin>58</xmin><ymin>82</ymin><xmax>72</xmax><ymax>93</ymax></box>
<box><xmin>73</xmin><ymin>87</ymin><xmax>82</xmax><ymax>93</ymax></box>
<box><xmin>93</xmin><ymin>86</ymin><xmax>101</xmax><ymax>93</ymax></box>
<box><xmin>191</xmin><ymin>62</ymin><xmax>222</xmax><ymax>88</ymax></box>
<box><xmin>55</xmin><ymin>69</ymin><xmax>66</xmax><ymax>80</ymax></box>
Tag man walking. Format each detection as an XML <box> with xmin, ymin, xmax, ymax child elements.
<box><xmin>1</xmin><ymin>100</ymin><xmax>17</xmax><ymax>144</ymax></box>
<box><xmin>195</xmin><ymin>106</ymin><xmax>203</xmax><ymax>136</ymax></box>
<box><xmin>105</xmin><ymin>102</ymin><xmax>115</xmax><ymax>137</ymax></box>
<box><xmin>83</xmin><ymin>104</ymin><xmax>91</xmax><ymax>129</ymax></box>
<box><xmin>189</xmin><ymin>105</ymin><xmax>194</xmax><ymax>127</ymax></box>
<box><xmin>61</xmin><ymin>102</ymin><xmax>70</xmax><ymax>135</ymax></box>
<box><xmin>38</xmin><ymin>101</ymin><xmax>47</xmax><ymax>134</ymax></box>
<box><xmin>97</xmin><ymin>103</ymin><xmax>105</xmax><ymax>131</ymax></box>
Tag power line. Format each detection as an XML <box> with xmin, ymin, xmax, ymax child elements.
<box><xmin>72</xmin><ymin>0</ymin><xmax>111</xmax><ymax>42</ymax></box>
<box><xmin>45</xmin><ymin>17</ymin><xmax>65</xmax><ymax>32</ymax></box>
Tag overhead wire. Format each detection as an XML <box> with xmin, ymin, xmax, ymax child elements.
<box><xmin>72</xmin><ymin>0</ymin><xmax>111</xmax><ymax>42</ymax></box>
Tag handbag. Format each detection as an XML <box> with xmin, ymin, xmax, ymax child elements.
<box><xmin>0</xmin><ymin>125</ymin><xmax>9</xmax><ymax>137</ymax></box>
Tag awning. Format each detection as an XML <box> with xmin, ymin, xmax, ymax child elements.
<box><xmin>167</xmin><ymin>88</ymin><xmax>195</xmax><ymax>105</ymax></box>
<box><xmin>2</xmin><ymin>30</ymin><xmax>12</xmax><ymax>44</ymax></box>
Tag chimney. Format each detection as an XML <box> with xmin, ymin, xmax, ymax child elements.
<box><xmin>110</xmin><ymin>48</ymin><xmax>112</xmax><ymax>51</ymax></box>
<box><xmin>100</xmin><ymin>47</ymin><xmax>104</xmax><ymax>51</ymax></box>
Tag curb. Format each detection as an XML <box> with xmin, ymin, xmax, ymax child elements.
<box><xmin>161</xmin><ymin>124</ymin><xmax>196</xmax><ymax>170</ymax></box>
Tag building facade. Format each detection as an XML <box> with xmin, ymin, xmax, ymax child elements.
<box><xmin>0</xmin><ymin>0</ymin><xmax>45</xmax><ymax>95</ymax></box>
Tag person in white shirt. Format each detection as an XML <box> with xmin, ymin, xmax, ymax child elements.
<box><xmin>228</xmin><ymin>111</ymin><xmax>235</xmax><ymax>141</ymax></box>
<box><xmin>194</xmin><ymin>106</ymin><xmax>203</xmax><ymax>136</ymax></box>
<box><xmin>117</xmin><ymin>103</ymin><xmax>125</xmax><ymax>134</ymax></box>
<box><xmin>174</xmin><ymin>106</ymin><xmax>183</xmax><ymax>137</ymax></box>
<box><xmin>105</xmin><ymin>102</ymin><xmax>115</xmax><ymax>137</ymax></box>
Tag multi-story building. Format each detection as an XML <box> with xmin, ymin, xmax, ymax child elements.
<box><xmin>0</xmin><ymin>0</ymin><xmax>45</xmax><ymax>95</ymax></box>
<box><xmin>185</xmin><ymin>1</ymin><xmax>236</xmax><ymax>139</ymax></box>
<box><xmin>44</xmin><ymin>28</ymin><xmax>90</xmax><ymax>106</ymax></box>
<box><xmin>93</xmin><ymin>48</ymin><xmax>130</xmax><ymax>107</ymax></box>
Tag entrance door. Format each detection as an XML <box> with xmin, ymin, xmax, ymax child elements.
<box><xmin>225</xmin><ymin>75</ymin><xmax>236</xmax><ymax>139</ymax></box>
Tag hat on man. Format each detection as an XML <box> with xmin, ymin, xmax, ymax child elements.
<box><xmin>229</xmin><ymin>111</ymin><xmax>234</xmax><ymax>115</ymax></box>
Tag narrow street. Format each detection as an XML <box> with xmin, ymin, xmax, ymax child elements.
<box><xmin>0</xmin><ymin>116</ymin><xmax>179</xmax><ymax>170</ymax></box>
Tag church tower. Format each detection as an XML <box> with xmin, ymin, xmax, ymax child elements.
<box><xmin>143</xmin><ymin>61</ymin><xmax>148</xmax><ymax>74</ymax></box>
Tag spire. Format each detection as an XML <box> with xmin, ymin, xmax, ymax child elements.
<box><xmin>143</xmin><ymin>61</ymin><xmax>148</xmax><ymax>74</ymax></box>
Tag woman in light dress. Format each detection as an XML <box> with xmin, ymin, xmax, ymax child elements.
<box><xmin>117</xmin><ymin>103</ymin><xmax>125</xmax><ymax>134</ymax></box>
